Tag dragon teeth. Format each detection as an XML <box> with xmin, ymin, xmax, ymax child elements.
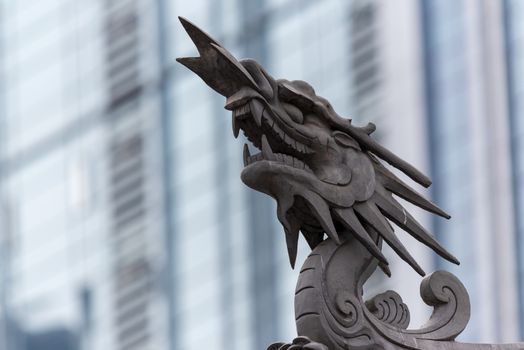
<box><xmin>243</xmin><ymin>143</ymin><xmax>250</xmax><ymax>166</ymax></box>
<box><xmin>273</xmin><ymin>124</ymin><xmax>285</xmax><ymax>139</ymax></box>
<box><xmin>234</xmin><ymin>103</ymin><xmax>251</xmax><ymax>119</ymax></box>
<box><xmin>232</xmin><ymin>115</ymin><xmax>240</xmax><ymax>138</ymax></box>
<box><xmin>250</xmin><ymin>99</ymin><xmax>263</xmax><ymax>127</ymax></box>
<box><xmin>284</xmin><ymin>134</ymin><xmax>294</xmax><ymax>147</ymax></box>
<box><xmin>239</xmin><ymin>104</ymin><xmax>250</xmax><ymax>116</ymax></box>
<box><xmin>237</xmin><ymin>102</ymin><xmax>314</xmax><ymax>169</ymax></box>
<box><xmin>261</xmin><ymin>134</ymin><xmax>276</xmax><ymax>161</ymax></box>
<box><xmin>242</xmin><ymin>146</ymin><xmax>313</xmax><ymax>173</ymax></box>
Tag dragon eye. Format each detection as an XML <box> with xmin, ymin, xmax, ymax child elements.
<box><xmin>282</xmin><ymin>102</ymin><xmax>304</xmax><ymax>124</ymax></box>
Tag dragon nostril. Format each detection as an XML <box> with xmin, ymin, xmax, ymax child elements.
<box><xmin>282</xmin><ymin>102</ymin><xmax>304</xmax><ymax>124</ymax></box>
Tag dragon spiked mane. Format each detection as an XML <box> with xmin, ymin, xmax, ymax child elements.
<box><xmin>177</xmin><ymin>17</ymin><xmax>458</xmax><ymax>276</ymax></box>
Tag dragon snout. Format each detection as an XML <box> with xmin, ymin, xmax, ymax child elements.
<box><xmin>176</xmin><ymin>17</ymin><xmax>274</xmax><ymax>101</ymax></box>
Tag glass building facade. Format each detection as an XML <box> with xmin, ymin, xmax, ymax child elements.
<box><xmin>0</xmin><ymin>0</ymin><xmax>171</xmax><ymax>349</ymax></box>
<box><xmin>421</xmin><ymin>0</ymin><xmax>520</xmax><ymax>342</ymax></box>
<box><xmin>1</xmin><ymin>0</ymin><xmax>524</xmax><ymax>349</ymax></box>
<box><xmin>504</xmin><ymin>0</ymin><xmax>524</xmax><ymax>339</ymax></box>
<box><xmin>421</xmin><ymin>0</ymin><xmax>480</xmax><ymax>339</ymax></box>
<box><xmin>0</xmin><ymin>1</ymin><xmax>112</xmax><ymax>349</ymax></box>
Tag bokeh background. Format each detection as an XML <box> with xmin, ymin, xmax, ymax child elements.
<box><xmin>0</xmin><ymin>0</ymin><xmax>523</xmax><ymax>349</ymax></box>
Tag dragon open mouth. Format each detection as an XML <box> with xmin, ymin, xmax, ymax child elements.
<box><xmin>233</xmin><ymin>100</ymin><xmax>314</xmax><ymax>173</ymax></box>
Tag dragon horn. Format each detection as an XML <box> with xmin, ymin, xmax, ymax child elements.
<box><xmin>176</xmin><ymin>17</ymin><xmax>258</xmax><ymax>97</ymax></box>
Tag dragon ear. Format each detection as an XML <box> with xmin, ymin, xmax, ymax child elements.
<box><xmin>333</xmin><ymin>131</ymin><xmax>361</xmax><ymax>150</ymax></box>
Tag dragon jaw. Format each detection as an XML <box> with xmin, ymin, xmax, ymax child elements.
<box><xmin>177</xmin><ymin>16</ymin><xmax>459</xmax><ymax>274</ymax></box>
<box><xmin>230</xmin><ymin>88</ymin><xmax>385</xmax><ymax>266</ymax></box>
<box><xmin>232</xmin><ymin>93</ymin><xmax>377</xmax><ymax>268</ymax></box>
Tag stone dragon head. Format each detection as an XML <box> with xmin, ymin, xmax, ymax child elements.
<box><xmin>177</xmin><ymin>17</ymin><xmax>459</xmax><ymax>275</ymax></box>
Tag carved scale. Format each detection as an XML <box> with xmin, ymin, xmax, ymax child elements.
<box><xmin>176</xmin><ymin>17</ymin><xmax>524</xmax><ymax>350</ymax></box>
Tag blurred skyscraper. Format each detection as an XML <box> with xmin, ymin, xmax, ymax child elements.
<box><xmin>0</xmin><ymin>0</ymin><xmax>170</xmax><ymax>349</ymax></box>
<box><xmin>1</xmin><ymin>1</ymin><xmax>524</xmax><ymax>350</ymax></box>
<box><xmin>505</xmin><ymin>0</ymin><xmax>524</xmax><ymax>340</ymax></box>
<box><xmin>421</xmin><ymin>0</ymin><xmax>521</xmax><ymax>342</ymax></box>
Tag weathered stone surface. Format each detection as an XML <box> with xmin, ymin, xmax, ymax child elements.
<box><xmin>176</xmin><ymin>17</ymin><xmax>524</xmax><ymax>350</ymax></box>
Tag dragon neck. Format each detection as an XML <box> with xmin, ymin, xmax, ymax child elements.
<box><xmin>294</xmin><ymin>230</ymin><xmax>384</xmax><ymax>349</ymax></box>
<box><xmin>323</xmin><ymin>230</ymin><xmax>381</xmax><ymax>298</ymax></box>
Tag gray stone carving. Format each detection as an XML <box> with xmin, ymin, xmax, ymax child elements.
<box><xmin>176</xmin><ymin>17</ymin><xmax>524</xmax><ymax>350</ymax></box>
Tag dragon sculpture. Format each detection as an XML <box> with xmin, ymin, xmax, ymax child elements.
<box><xmin>177</xmin><ymin>17</ymin><xmax>523</xmax><ymax>350</ymax></box>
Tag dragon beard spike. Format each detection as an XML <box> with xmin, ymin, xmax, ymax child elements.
<box><xmin>354</xmin><ymin>201</ymin><xmax>426</xmax><ymax>276</ymax></box>
<box><xmin>276</xmin><ymin>194</ymin><xmax>300</xmax><ymax>269</ymax></box>
<box><xmin>299</xmin><ymin>191</ymin><xmax>340</xmax><ymax>245</ymax></box>
<box><xmin>373</xmin><ymin>160</ymin><xmax>450</xmax><ymax>219</ymax></box>
<box><xmin>373</xmin><ymin>189</ymin><xmax>459</xmax><ymax>265</ymax></box>
<box><xmin>332</xmin><ymin>207</ymin><xmax>388</xmax><ymax>265</ymax></box>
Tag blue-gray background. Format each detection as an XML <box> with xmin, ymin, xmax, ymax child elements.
<box><xmin>1</xmin><ymin>0</ymin><xmax>524</xmax><ymax>349</ymax></box>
